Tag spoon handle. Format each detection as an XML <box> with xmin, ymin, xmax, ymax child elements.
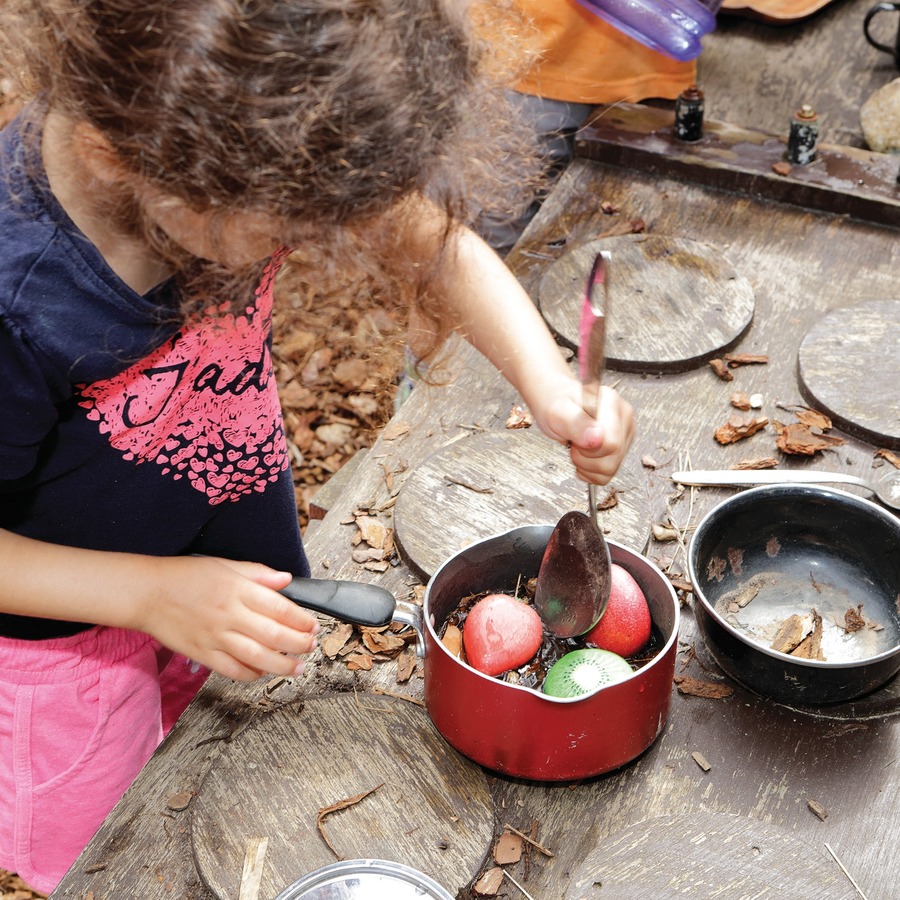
<box><xmin>580</xmin><ymin>252</ymin><xmax>610</xmax><ymax>527</ymax></box>
<box><xmin>671</xmin><ymin>469</ymin><xmax>869</xmax><ymax>491</ymax></box>
<box><xmin>579</xmin><ymin>251</ymin><xmax>609</xmax><ymax>420</ymax></box>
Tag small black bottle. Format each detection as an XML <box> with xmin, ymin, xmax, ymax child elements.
<box><xmin>674</xmin><ymin>85</ymin><xmax>705</xmax><ymax>143</ymax></box>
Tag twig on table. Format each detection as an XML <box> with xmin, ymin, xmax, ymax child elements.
<box><xmin>825</xmin><ymin>843</ymin><xmax>869</xmax><ymax>900</ymax></box>
<box><xmin>502</xmin><ymin>823</ymin><xmax>555</xmax><ymax>858</ymax></box>
<box><xmin>317</xmin><ymin>784</ymin><xmax>384</xmax><ymax>860</ymax></box>
<box><xmin>503</xmin><ymin>870</ymin><xmax>537</xmax><ymax>900</ymax></box>
<box><xmin>238</xmin><ymin>836</ymin><xmax>268</xmax><ymax>900</ymax></box>
<box><xmin>371</xmin><ymin>686</ymin><xmax>425</xmax><ymax>707</ymax></box>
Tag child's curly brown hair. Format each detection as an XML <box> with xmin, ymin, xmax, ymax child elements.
<box><xmin>2</xmin><ymin>0</ymin><xmax>542</xmax><ymax>354</ymax></box>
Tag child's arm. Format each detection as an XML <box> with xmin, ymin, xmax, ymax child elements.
<box><xmin>0</xmin><ymin>528</ymin><xmax>319</xmax><ymax>680</ymax></box>
<box><xmin>405</xmin><ymin>205</ymin><xmax>634</xmax><ymax>484</ymax></box>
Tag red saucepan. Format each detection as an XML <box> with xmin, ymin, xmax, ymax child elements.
<box><xmin>281</xmin><ymin>525</ymin><xmax>680</xmax><ymax>781</ymax></box>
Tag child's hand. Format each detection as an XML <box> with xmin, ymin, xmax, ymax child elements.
<box><xmin>531</xmin><ymin>379</ymin><xmax>635</xmax><ymax>485</ymax></box>
<box><xmin>132</xmin><ymin>556</ymin><xmax>320</xmax><ymax>682</ymax></box>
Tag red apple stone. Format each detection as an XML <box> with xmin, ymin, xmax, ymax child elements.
<box><xmin>463</xmin><ymin>593</ymin><xmax>543</xmax><ymax>676</ymax></box>
<box><xmin>584</xmin><ymin>563</ymin><xmax>651</xmax><ymax>658</ymax></box>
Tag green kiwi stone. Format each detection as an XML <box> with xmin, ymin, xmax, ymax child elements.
<box><xmin>542</xmin><ymin>648</ymin><xmax>633</xmax><ymax>698</ymax></box>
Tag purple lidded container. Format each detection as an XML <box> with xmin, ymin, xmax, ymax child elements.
<box><xmin>577</xmin><ymin>0</ymin><xmax>723</xmax><ymax>61</ymax></box>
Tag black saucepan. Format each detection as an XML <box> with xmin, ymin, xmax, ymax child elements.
<box><xmin>688</xmin><ymin>484</ymin><xmax>900</xmax><ymax>704</ymax></box>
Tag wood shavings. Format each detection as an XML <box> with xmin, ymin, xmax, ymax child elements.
<box><xmin>692</xmin><ymin>751</ymin><xmax>712</xmax><ymax>772</ymax></box>
<box><xmin>473</xmin><ymin>868</ymin><xmax>504</xmax><ymax>896</ymax></box>
<box><xmin>442</xmin><ymin>474</ymin><xmax>494</xmax><ymax>494</ymax></box>
<box><xmin>395</xmin><ymin>651</ymin><xmax>417</xmax><ymax>683</ymax></box>
<box><xmin>506</xmin><ymin>404</ymin><xmax>533</xmax><ymax>429</ymax></box>
<box><xmin>723</xmin><ymin>353</ymin><xmax>769</xmax><ymax>367</ymax></box>
<box><xmin>316</xmin><ymin>784</ymin><xmax>384</xmax><ymax>860</ymax></box>
<box><xmin>709</xmin><ymin>358</ymin><xmax>733</xmax><ymax>381</ymax></box>
<box><xmin>360</xmin><ymin>627</ymin><xmax>406</xmax><ymax>655</ymax></box>
<box><xmin>380</xmin><ymin>420</ymin><xmax>410</xmax><ymax>441</ymax></box>
<box><xmin>321</xmin><ymin>623</ymin><xmax>354</xmax><ymax>658</ymax></box>
<box><xmin>652</xmin><ymin>523</ymin><xmax>680</xmax><ymax>541</ymax></box>
<box><xmin>355</xmin><ymin>515</ymin><xmax>387</xmax><ymax>549</ymax></box>
<box><xmin>721</xmin><ymin>573</ymin><xmax>768</xmax><ymax>612</ymax></box>
<box><xmin>730</xmin><ymin>391</ymin><xmax>751</xmax><ymax>410</ymax></box>
<box><xmin>771</xmin><ymin>614</ymin><xmax>810</xmax><ymax>654</ymax></box>
<box><xmin>734</xmin><ymin>456</ymin><xmax>778</xmax><ymax>470</ymax></box>
<box><xmin>807</xmin><ymin>799</ymin><xmax>828</xmax><ymax>821</ymax></box>
<box><xmin>493</xmin><ymin>832</ymin><xmax>523</xmax><ymax>865</ymax></box>
<box><xmin>825</xmin><ymin>843</ymin><xmax>869</xmax><ymax>899</ymax></box>
<box><xmin>441</xmin><ymin>623</ymin><xmax>463</xmax><ymax>658</ymax></box>
<box><xmin>344</xmin><ymin>652</ymin><xmax>374</xmax><ymax>671</ymax></box>
<box><xmin>788</xmin><ymin>609</ymin><xmax>825</xmax><ymax>660</ymax></box>
<box><xmin>594</xmin><ymin>487</ymin><xmax>619</xmax><ymax>510</ymax></box>
<box><xmin>714</xmin><ymin>416</ymin><xmax>769</xmax><ymax>445</ymax></box>
<box><xmin>238</xmin><ymin>836</ymin><xmax>268</xmax><ymax>900</ymax></box>
<box><xmin>674</xmin><ymin>675</ymin><xmax>734</xmax><ymax>699</ymax></box>
<box><xmin>502</xmin><ymin>823</ymin><xmax>555</xmax><ymax>858</ymax></box>
<box><xmin>876</xmin><ymin>448</ymin><xmax>900</xmax><ymax>469</ymax></box>
<box><xmin>596</xmin><ymin>217</ymin><xmax>645</xmax><ymax>239</ymax></box>
<box><xmin>166</xmin><ymin>791</ymin><xmax>194</xmax><ymax>812</ymax></box>
<box><xmin>727</xmin><ymin>547</ymin><xmax>744</xmax><ymax>576</ymax></box>
<box><xmin>792</xmin><ymin>407</ymin><xmax>832</xmax><ymax>430</ymax></box>
<box><xmin>844</xmin><ymin>605</ymin><xmax>866</xmax><ymax>633</ymax></box>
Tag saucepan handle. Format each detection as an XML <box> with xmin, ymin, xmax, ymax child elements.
<box><xmin>280</xmin><ymin>579</ymin><xmax>426</xmax><ymax>656</ymax></box>
<box><xmin>280</xmin><ymin>577</ymin><xmax>396</xmax><ymax>627</ymax></box>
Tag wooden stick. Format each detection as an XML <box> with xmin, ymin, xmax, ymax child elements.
<box><xmin>317</xmin><ymin>784</ymin><xmax>384</xmax><ymax>860</ymax></box>
<box><xmin>503</xmin><ymin>870</ymin><xmax>537</xmax><ymax>900</ymax></box>
<box><xmin>238</xmin><ymin>836</ymin><xmax>268</xmax><ymax>900</ymax></box>
<box><xmin>502</xmin><ymin>823</ymin><xmax>555</xmax><ymax>858</ymax></box>
<box><xmin>825</xmin><ymin>843</ymin><xmax>869</xmax><ymax>900</ymax></box>
<box><xmin>370</xmin><ymin>686</ymin><xmax>425</xmax><ymax>707</ymax></box>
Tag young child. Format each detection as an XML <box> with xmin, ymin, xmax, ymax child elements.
<box><xmin>0</xmin><ymin>0</ymin><xmax>634</xmax><ymax>891</ymax></box>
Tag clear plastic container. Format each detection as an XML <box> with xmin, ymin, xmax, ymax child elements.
<box><xmin>577</xmin><ymin>0</ymin><xmax>723</xmax><ymax>61</ymax></box>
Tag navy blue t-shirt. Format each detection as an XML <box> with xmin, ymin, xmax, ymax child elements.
<box><xmin>0</xmin><ymin>118</ymin><xmax>309</xmax><ymax>638</ymax></box>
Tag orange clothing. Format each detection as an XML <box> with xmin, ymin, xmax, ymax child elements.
<box><xmin>511</xmin><ymin>0</ymin><xmax>697</xmax><ymax>104</ymax></box>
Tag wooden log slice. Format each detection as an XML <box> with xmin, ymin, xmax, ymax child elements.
<box><xmin>539</xmin><ymin>235</ymin><xmax>755</xmax><ymax>373</ymax></box>
<box><xmin>191</xmin><ymin>693</ymin><xmax>493</xmax><ymax>900</ymax></box>
<box><xmin>566</xmin><ymin>812</ymin><xmax>848</xmax><ymax>897</ymax></box>
<box><xmin>393</xmin><ymin>429</ymin><xmax>649</xmax><ymax>582</ymax></box>
<box><xmin>798</xmin><ymin>298</ymin><xmax>900</xmax><ymax>448</ymax></box>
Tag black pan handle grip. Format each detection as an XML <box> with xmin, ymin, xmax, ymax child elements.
<box><xmin>279</xmin><ymin>577</ymin><xmax>397</xmax><ymax>627</ymax></box>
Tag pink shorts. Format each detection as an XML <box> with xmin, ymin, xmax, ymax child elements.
<box><xmin>0</xmin><ymin>626</ymin><xmax>209</xmax><ymax>894</ymax></box>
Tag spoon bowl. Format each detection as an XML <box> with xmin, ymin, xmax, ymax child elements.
<box><xmin>672</xmin><ymin>468</ymin><xmax>900</xmax><ymax>511</ymax></box>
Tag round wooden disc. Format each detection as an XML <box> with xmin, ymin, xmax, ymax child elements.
<box><xmin>393</xmin><ymin>429</ymin><xmax>649</xmax><ymax>581</ymax></box>
<box><xmin>191</xmin><ymin>693</ymin><xmax>493</xmax><ymax>900</ymax></box>
<box><xmin>539</xmin><ymin>235</ymin><xmax>755</xmax><ymax>373</ymax></box>
<box><xmin>798</xmin><ymin>298</ymin><xmax>900</xmax><ymax>448</ymax></box>
<box><xmin>566</xmin><ymin>812</ymin><xmax>847</xmax><ymax>897</ymax></box>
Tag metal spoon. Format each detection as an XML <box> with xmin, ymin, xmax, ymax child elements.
<box><xmin>671</xmin><ymin>468</ymin><xmax>900</xmax><ymax>510</ymax></box>
<box><xmin>534</xmin><ymin>251</ymin><xmax>613</xmax><ymax>638</ymax></box>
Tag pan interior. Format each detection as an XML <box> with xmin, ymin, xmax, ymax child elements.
<box><xmin>691</xmin><ymin>486</ymin><xmax>900</xmax><ymax>665</ymax></box>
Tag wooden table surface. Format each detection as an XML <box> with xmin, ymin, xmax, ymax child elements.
<box><xmin>51</xmin><ymin>6</ymin><xmax>900</xmax><ymax>899</ymax></box>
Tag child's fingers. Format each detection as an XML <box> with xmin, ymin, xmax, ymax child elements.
<box><xmin>220</xmin><ymin>631</ymin><xmax>310</xmax><ymax>679</ymax></box>
<box><xmin>203</xmin><ymin>648</ymin><xmax>274</xmax><ymax>683</ymax></box>
<box><xmin>244</xmin><ymin>584</ymin><xmax>321</xmax><ymax>636</ymax></box>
